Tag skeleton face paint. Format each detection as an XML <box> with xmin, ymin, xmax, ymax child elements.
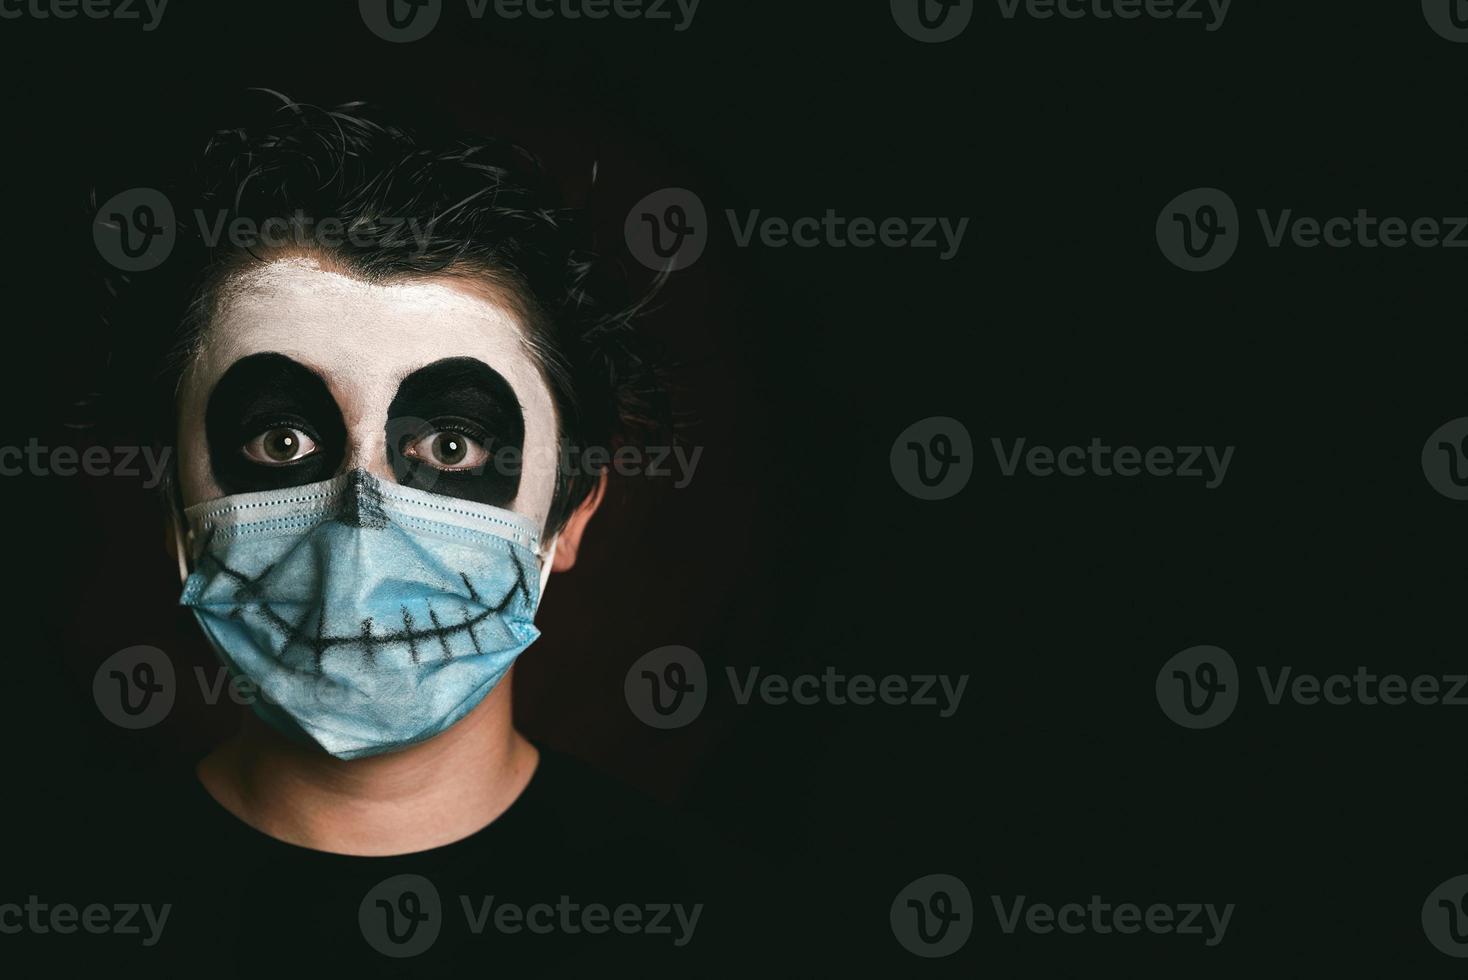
<box><xmin>173</xmin><ymin>257</ymin><xmax>563</xmax><ymax>758</ymax></box>
<box><xmin>384</xmin><ymin>357</ymin><xmax>527</xmax><ymax>507</ymax></box>
<box><xmin>204</xmin><ymin>352</ymin><xmax>348</xmax><ymax>494</ymax></box>
<box><xmin>177</xmin><ymin>256</ymin><xmax>560</xmax><ymax>530</ymax></box>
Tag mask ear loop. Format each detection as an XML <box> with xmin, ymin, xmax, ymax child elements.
<box><xmin>172</xmin><ymin>517</ymin><xmax>193</xmax><ymax>586</ymax></box>
<box><xmin>535</xmin><ymin>538</ymin><xmax>559</xmax><ymax>604</ymax></box>
<box><xmin>162</xmin><ymin>461</ymin><xmax>194</xmax><ymax>586</ymax></box>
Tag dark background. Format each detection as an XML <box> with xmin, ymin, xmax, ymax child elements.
<box><xmin>3</xmin><ymin>0</ymin><xmax>1467</xmax><ymax>973</ymax></box>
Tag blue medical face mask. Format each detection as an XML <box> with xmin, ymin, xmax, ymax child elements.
<box><xmin>178</xmin><ymin>469</ymin><xmax>549</xmax><ymax>760</ymax></box>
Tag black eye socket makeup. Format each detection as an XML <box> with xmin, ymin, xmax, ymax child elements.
<box><xmin>205</xmin><ymin>352</ymin><xmax>348</xmax><ymax>494</ymax></box>
<box><xmin>385</xmin><ymin>357</ymin><xmax>526</xmax><ymax>507</ymax></box>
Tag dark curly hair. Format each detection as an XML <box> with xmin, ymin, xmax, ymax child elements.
<box><xmin>95</xmin><ymin>90</ymin><xmax>670</xmax><ymax>536</ymax></box>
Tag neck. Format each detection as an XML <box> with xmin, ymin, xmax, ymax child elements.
<box><xmin>196</xmin><ymin>678</ymin><xmax>537</xmax><ymax>856</ymax></box>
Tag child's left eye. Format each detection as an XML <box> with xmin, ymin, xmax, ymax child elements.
<box><xmin>402</xmin><ymin>430</ymin><xmax>490</xmax><ymax>471</ymax></box>
<box><xmin>242</xmin><ymin>427</ymin><xmax>319</xmax><ymax>465</ymax></box>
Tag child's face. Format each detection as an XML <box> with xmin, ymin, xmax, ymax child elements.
<box><xmin>175</xmin><ymin>256</ymin><xmax>561</xmax><ymax>533</ymax></box>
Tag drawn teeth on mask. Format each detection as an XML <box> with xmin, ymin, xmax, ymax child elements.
<box><xmin>401</xmin><ymin>606</ymin><xmax>419</xmax><ymax>665</ymax></box>
<box><xmin>501</xmin><ymin>550</ymin><xmax>532</xmax><ymax>609</ymax></box>
<box><xmin>202</xmin><ymin>554</ymin><xmax>499</xmax><ymax>658</ymax></box>
<box><xmin>427</xmin><ymin>605</ymin><xmax>453</xmax><ymax>662</ymax></box>
<box><xmin>461</xmin><ymin>607</ymin><xmax>483</xmax><ymax>655</ymax></box>
<box><xmin>207</xmin><ymin>548</ymin><xmax>274</xmax><ymax>605</ymax></box>
<box><xmin>221</xmin><ymin>559</ymin><xmax>277</xmax><ymax>624</ymax></box>
<box><xmin>360</xmin><ymin>618</ymin><xmax>376</xmax><ymax>666</ymax></box>
<box><xmin>312</xmin><ymin>606</ymin><xmax>327</xmax><ymax>675</ymax></box>
<box><xmin>280</xmin><ymin>603</ymin><xmax>323</xmax><ymax>673</ymax></box>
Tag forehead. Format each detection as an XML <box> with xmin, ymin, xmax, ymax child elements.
<box><xmin>183</xmin><ymin>256</ymin><xmax>545</xmax><ymax>403</ymax></box>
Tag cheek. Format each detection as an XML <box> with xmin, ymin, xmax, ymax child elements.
<box><xmin>176</xmin><ymin>408</ymin><xmax>223</xmax><ymax>507</ymax></box>
<box><xmin>507</xmin><ymin>386</ymin><xmax>560</xmax><ymax>530</ymax></box>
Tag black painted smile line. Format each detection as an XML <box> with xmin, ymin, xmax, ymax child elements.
<box><xmin>197</xmin><ymin>539</ymin><xmax>532</xmax><ymax>674</ymax></box>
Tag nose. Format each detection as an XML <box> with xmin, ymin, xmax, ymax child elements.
<box><xmin>335</xmin><ymin>468</ymin><xmax>389</xmax><ymax>529</ymax></box>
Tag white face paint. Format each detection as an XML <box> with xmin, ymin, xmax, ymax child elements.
<box><xmin>175</xmin><ymin>256</ymin><xmax>562</xmax><ymax>537</ymax></box>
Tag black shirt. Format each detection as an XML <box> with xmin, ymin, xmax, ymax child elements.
<box><xmin>14</xmin><ymin>748</ymin><xmax>768</xmax><ymax>976</ymax></box>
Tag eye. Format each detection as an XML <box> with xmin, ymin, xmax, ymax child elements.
<box><xmin>241</xmin><ymin>426</ymin><xmax>320</xmax><ymax>466</ymax></box>
<box><xmin>402</xmin><ymin>427</ymin><xmax>491</xmax><ymax>472</ymax></box>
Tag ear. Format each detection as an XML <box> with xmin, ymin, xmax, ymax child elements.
<box><xmin>550</xmin><ymin>469</ymin><xmax>607</xmax><ymax>572</ymax></box>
